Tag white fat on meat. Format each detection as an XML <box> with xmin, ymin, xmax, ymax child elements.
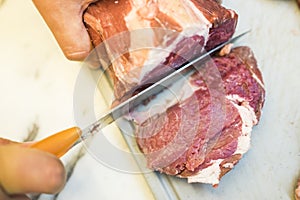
<box><xmin>187</xmin><ymin>159</ymin><xmax>223</xmax><ymax>185</ymax></box>
<box><xmin>115</xmin><ymin>0</ymin><xmax>212</xmax><ymax>85</ymax></box>
<box><xmin>129</xmin><ymin>70</ymin><xmax>198</xmax><ymax>124</ymax></box>
<box><xmin>186</xmin><ymin>94</ymin><xmax>258</xmax><ymax>184</ymax></box>
<box><xmin>131</xmin><ymin>79</ymin><xmax>259</xmax><ymax>185</ymax></box>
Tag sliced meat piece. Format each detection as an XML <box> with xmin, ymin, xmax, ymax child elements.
<box><xmin>84</xmin><ymin>0</ymin><xmax>237</xmax><ymax>100</ymax></box>
<box><xmin>132</xmin><ymin>46</ymin><xmax>265</xmax><ymax>186</ymax></box>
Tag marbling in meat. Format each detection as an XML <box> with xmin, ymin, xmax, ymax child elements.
<box><xmin>84</xmin><ymin>0</ymin><xmax>265</xmax><ymax>186</ymax></box>
<box><xmin>132</xmin><ymin>47</ymin><xmax>265</xmax><ymax>186</ymax></box>
<box><xmin>84</xmin><ymin>0</ymin><xmax>237</xmax><ymax>100</ymax></box>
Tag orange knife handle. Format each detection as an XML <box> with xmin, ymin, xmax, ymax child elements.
<box><xmin>30</xmin><ymin>127</ymin><xmax>82</xmax><ymax>157</ymax></box>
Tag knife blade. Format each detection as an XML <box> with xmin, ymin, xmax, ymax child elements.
<box><xmin>30</xmin><ymin>30</ymin><xmax>250</xmax><ymax>157</ymax></box>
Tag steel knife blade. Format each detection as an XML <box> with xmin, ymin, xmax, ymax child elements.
<box><xmin>29</xmin><ymin>30</ymin><xmax>250</xmax><ymax>157</ymax></box>
<box><xmin>80</xmin><ymin>30</ymin><xmax>250</xmax><ymax>140</ymax></box>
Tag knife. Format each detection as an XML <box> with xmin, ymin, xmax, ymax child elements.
<box><xmin>30</xmin><ymin>30</ymin><xmax>250</xmax><ymax>157</ymax></box>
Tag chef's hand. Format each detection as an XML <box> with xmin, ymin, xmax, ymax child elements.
<box><xmin>0</xmin><ymin>138</ymin><xmax>66</xmax><ymax>200</ymax></box>
<box><xmin>32</xmin><ymin>0</ymin><xmax>97</xmax><ymax>61</ymax></box>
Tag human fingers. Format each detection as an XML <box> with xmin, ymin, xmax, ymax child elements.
<box><xmin>0</xmin><ymin>138</ymin><xmax>19</xmax><ymax>146</ymax></box>
<box><xmin>32</xmin><ymin>0</ymin><xmax>98</xmax><ymax>61</ymax></box>
<box><xmin>0</xmin><ymin>189</ymin><xmax>30</xmax><ymax>200</ymax></box>
<box><xmin>0</xmin><ymin>144</ymin><xmax>66</xmax><ymax>195</ymax></box>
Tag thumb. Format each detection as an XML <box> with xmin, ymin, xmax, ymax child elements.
<box><xmin>0</xmin><ymin>142</ymin><xmax>66</xmax><ymax>195</ymax></box>
<box><xmin>32</xmin><ymin>0</ymin><xmax>96</xmax><ymax>61</ymax></box>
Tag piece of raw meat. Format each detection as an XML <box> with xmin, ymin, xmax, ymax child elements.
<box><xmin>131</xmin><ymin>46</ymin><xmax>265</xmax><ymax>186</ymax></box>
<box><xmin>84</xmin><ymin>0</ymin><xmax>265</xmax><ymax>186</ymax></box>
<box><xmin>84</xmin><ymin>0</ymin><xmax>238</xmax><ymax>100</ymax></box>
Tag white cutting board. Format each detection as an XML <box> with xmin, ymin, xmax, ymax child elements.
<box><xmin>0</xmin><ymin>0</ymin><xmax>299</xmax><ymax>199</ymax></box>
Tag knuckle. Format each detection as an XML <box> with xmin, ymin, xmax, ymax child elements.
<box><xmin>45</xmin><ymin>159</ymin><xmax>66</xmax><ymax>193</ymax></box>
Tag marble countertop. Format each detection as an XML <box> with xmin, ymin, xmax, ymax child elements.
<box><xmin>1</xmin><ymin>0</ymin><xmax>300</xmax><ymax>200</ymax></box>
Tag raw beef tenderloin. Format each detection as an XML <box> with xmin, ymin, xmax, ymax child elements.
<box><xmin>131</xmin><ymin>46</ymin><xmax>265</xmax><ymax>186</ymax></box>
<box><xmin>84</xmin><ymin>0</ymin><xmax>265</xmax><ymax>186</ymax></box>
<box><xmin>84</xmin><ymin>0</ymin><xmax>238</xmax><ymax>101</ymax></box>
